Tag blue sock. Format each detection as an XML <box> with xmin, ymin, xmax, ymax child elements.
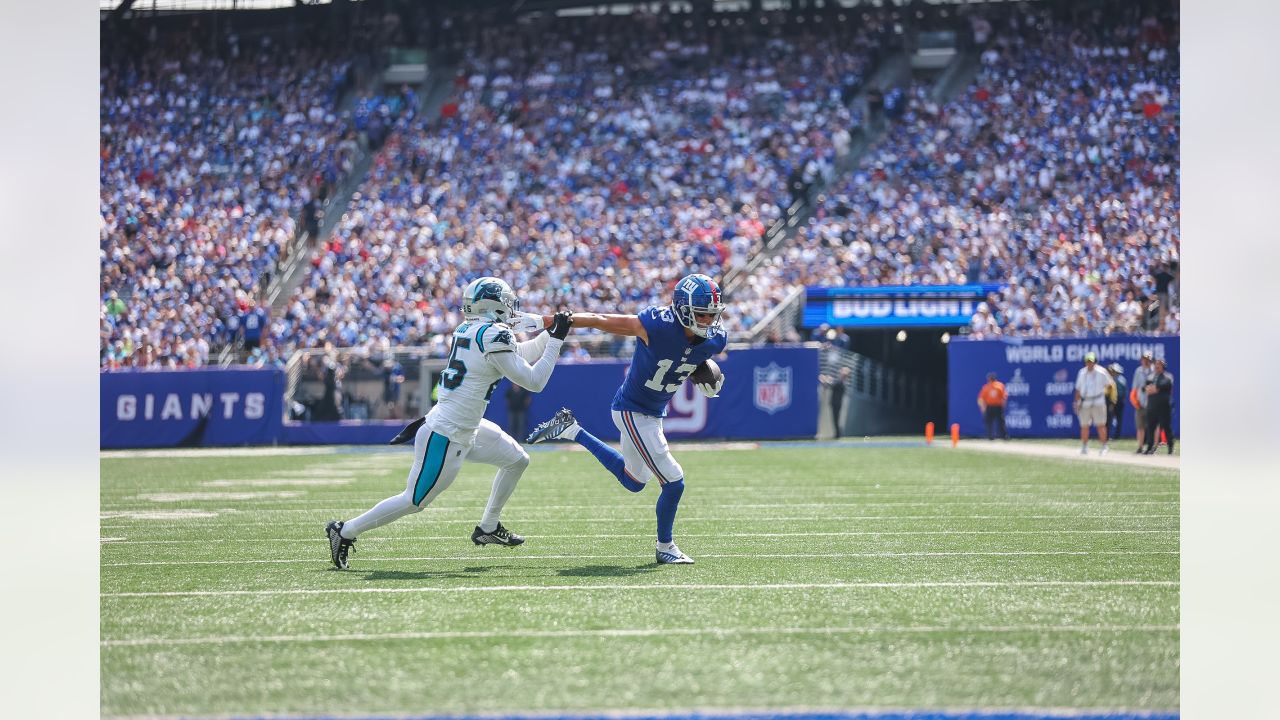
<box><xmin>655</xmin><ymin>479</ymin><xmax>685</xmax><ymax>544</ymax></box>
<box><xmin>575</xmin><ymin>428</ymin><xmax>645</xmax><ymax>493</ymax></box>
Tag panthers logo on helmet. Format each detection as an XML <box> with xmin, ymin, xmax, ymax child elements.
<box><xmin>462</xmin><ymin>277</ymin><xmax>520</xmax><ymax>323</ymax></box>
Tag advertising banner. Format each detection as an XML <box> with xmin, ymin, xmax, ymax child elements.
<box><xmin>948</xmin><ymin>336</ymin><xmax>1180</xmax><ymax>439</ymax></box>
<box><xmin>483</xmin><ymin>345</ymin><xmax>820</xmax><ymax>441</ymax></box>
<box><xmin>803</xmin><ymin>284</ymin><xmax>1004</xmax><ymax>328</ymax></box>
<box><xmin>101</xmin><ymin>368</ymin><xmax>285</xmax><ymax>448</ymax></box>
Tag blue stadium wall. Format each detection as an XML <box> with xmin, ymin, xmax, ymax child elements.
<box><xmin>100</xmin><ymin>346</ymin><xmax>818</xmax><ymax>449</ymax></box>
<box><xmin>948</xmin><ymin>335</ymin><xmax>1180</xmax><ymax>439</ymax></box>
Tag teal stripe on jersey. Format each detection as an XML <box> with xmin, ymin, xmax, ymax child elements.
<box><xmin>475</xmin><ymin>323</ymin><xmax>493</xmax><ymax>353</ymax></box>
<box><xmin>412</xmin><ymin>433</ymin><xmax>451</xmax><ymax>505</ymax></box>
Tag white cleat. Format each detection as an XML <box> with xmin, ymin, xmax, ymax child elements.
<box><xmin>526</xmin><ymin>407</ymin><xmax>580</xmax><ymax>444</ymax></box>
<box><xmin>1099</xmin><ymin>445</ymin><xmax>1109</xmax><ymax>456</ymax></box>
<box><xmin>656</xmin><ymin>544</ymin><xmax>695</xmax><ymax>564</ymax></box>
<box><xmin>1080</xmin><ymin>446</ymin><xmax>1088</xmax><ymax>455</ymax></box>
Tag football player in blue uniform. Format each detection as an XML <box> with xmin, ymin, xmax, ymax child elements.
<box><xmin>526</xmin><ymin>273</ymin><xmax>727</xmax><ymax>564</ymax></box>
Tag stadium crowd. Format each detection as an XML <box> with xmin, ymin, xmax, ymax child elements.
<box><xmin>99</xmin><ymin>28</ymin><xmax>369</xmax><ymax>369</ymax></box>
<box><xmin>100</xmin><ymin>2</ymin><xmax>1179</xmax><ymax>371</ymax></box>
<box><xmin>268</xmin><ymin>12</ymin><xmax>891</xmax><ymax>359</ymax></box>
<box><xmin>748</xmin><ymin>2</ymin><xmax>1179</xmax><ymax>339</ymax></box>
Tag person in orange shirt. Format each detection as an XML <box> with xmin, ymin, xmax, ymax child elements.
<box><xmin>977</xmin><ymin>372</ymin><xmax>1010</xmax><ymax>440</ymax></box>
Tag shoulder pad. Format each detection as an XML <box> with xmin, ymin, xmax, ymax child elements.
<box><xmin>478</xmin><ymin>323</ymin><xmax>515</xmax><ymax>354</ymax></box>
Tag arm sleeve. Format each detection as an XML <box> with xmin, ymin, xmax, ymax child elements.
<box><xmin>489</xmin><ymin>337</ymin><xmax>565</xmax><ymax>392</ymax></box>
<box><xmin>637</xmin><ymin>306</ymin><xmax>668</xmax><ymax>339</ymax></box>
<box><xmin>515</xmin><ymin>331</ymin><xmax>550</xmax><ymax>364</ymax></box>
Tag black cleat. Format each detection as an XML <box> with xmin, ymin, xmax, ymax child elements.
<box><xmin>472</xmin><ymin>522</ymin><xmax>525</xmax><ymax>547</ymax></box>
<box><xmin>526</xmin><ymin>407</ymin><xmax>579</xmax><ymax>444</ymax></box>
<box><xmin>325</xmin><ymin>520</ymin><xmax>356</xmax><ymax>569</ymax></box>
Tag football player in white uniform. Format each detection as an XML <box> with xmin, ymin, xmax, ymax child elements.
<box><xmin>325</xmin><ymin>277</ymin><xmax>573</xmax><ymax>569</ymax></box>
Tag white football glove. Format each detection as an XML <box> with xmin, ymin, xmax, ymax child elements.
<box><xmin>695</xmin><ymin>374</ymin><xmax>724</xmax><ymax>398</ymax></box>
<box><xmin>509</xmin><ymin>311</ymin><xmax>545</xmax><ymax>334</ymax></box>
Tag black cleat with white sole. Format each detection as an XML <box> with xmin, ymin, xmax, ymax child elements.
<box><xmin>472</xmin><ymin>523</ymin><xmax>525</xmax><ymax>547</ymax></box>
<box><xmin>325</xmin><ymin>520</ymin><xmax>356</xmax><ymax>569</ymax></box>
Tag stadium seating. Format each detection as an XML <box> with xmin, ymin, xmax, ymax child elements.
<box><xmin>270</xmin><ymin>13</ymin><xmax>887</xmax><ymax>358</ymax></box>
<box><xmin>100</xmin><ymin>4</ymin><xmax>1179</xmax><ymax>369</ymax></box>
<box><xmin>750</xmin><ymin>3</ymin><xmax>1180</xmax><ymax>339</ymax></box>
<box><xmin>99</xmin><ymin>32</ymin><xmax>365</xmax><ymax>369</ymax></box>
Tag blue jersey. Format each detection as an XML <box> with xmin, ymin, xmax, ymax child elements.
<box><xmin>612</xmin><ymin>305</ymin><xmax>727</xmax><ymax>417</ymax></box>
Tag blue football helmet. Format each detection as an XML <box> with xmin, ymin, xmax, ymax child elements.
<box><xmin>461</xmin><ymin>276</ymin><xmax>520</xmax><ymax>324</ymax></box>
<box><xmin>671</xmin><ymin>273</ymin><xmax>726</xmax><ymax>338</ymax></box>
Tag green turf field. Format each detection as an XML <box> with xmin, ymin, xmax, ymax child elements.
<box><xmin>100</xmin><ymin>444</ymin><xmax>1179</xmax><ymax>718</ymax></box>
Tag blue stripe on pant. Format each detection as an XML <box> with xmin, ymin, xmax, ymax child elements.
<box><xmin>412</xmin><ymin>432</ymin><xmax>451</xmax><ymax>506</ymax></box>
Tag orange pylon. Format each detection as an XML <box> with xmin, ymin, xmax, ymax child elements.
<box><xmin>925</xmin><ymin>421</ymin><xmax>935</xmax><ymax>445</ymax></box>
<box><xmin>950</xmin><ymin>423</ymin><xmax>960</xmax><ymax>448</ymax></box>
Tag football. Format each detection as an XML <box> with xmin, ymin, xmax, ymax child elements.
<box><xmin>690</xmin><ymin>358</ymin><xmax>722</xmax><ymax>386</ymax></box>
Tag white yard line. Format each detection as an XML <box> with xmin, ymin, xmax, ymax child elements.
<box><xmin>102</xmin><ymin>580</ymin><xmax>1178</xmax><ymax>599</ymax></box>
<box><xmin>100</xmin><ymin>500</ymin><xmax>1180</xmax><ymax>514</ymax></box>
<box><xmin>201</xmin><ymin>479</ymin><xmax>353</xmax><ymax>487</ymax></box>
<box><xmin>101</xmin><ymin>447</ymin><xmax>339</xmax><ymax>459</ymax></box>
<box><xmin>956</xmin><ymin>441</ymin><xmax>1179</xmax><ymax>469</ymax></box>
<box><xmin>101</xmin><ymin>623</ymin><xmax>1180</xmax><ymax>648</ymax></box>
<box><xmin>101</xmin><ymin>550</ymin><xmax>1180</xmax><ymax>567</ymax></box>
<box><xmin>99</xmin><ymin>528</ymin><xmax>1179</xmax><ymax>544</ymax></box>
<box><xmin>101</xmin><ymin>706</ymin><xmax>1181</xmax><ymax>720</ymax></box>
<box><xmin>96</xmin><ymin>513</ymin><xmax>1179</xmax><ymax>530</ymax></box>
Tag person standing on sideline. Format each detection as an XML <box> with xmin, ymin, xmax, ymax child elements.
<box><xmin>820</xmin><ymin>366</ymin><xmax>852</xmax><ymax>438</ymax></box>
<box><xmin>1143</xmin><ymin>358</ymin><xmax>1175</xmax><ymax>455</ymax></box>
<box><xmin>505</xmin><ymin>381</ymin><xmax>533</xmax><ymax>442</ymax></box>
<box><xmin>1074</xmin><ymin>352</ymin><xmax>1115</xmax><ymax>455</ymax></box>
<box><xmin>1131</xmin><ymin>351</ymin><xmax>1155</xmax><ymax>452</ymax></box>
<box><xmin>1107</xmin><ymin>362</ymin><xmax>1128</xmax><ymax>443</ymax></box>
<box><xmin>977</xmin><ymin>371</ymin><xmax>1009</xmax><ymax>440</ymax></box>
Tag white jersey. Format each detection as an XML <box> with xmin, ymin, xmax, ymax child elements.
<box><xmin>1075</xmin><ymin>365</ymin><xmax>1114</xmax><ymax>406</ymax></box>
<box><xmin>426</xmin><ymin>319</ymin><xmax>562</xmax><ymax>444</ymax></box>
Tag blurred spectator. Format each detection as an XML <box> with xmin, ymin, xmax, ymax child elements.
<box><xmin>1074</xmin><ymin>352</ymin><xmax>1115</xmax><ymax>455</ymax></box>
<box><xmin>1107</xmin><ymin>362</ymin><xmax>1129</xmax><ymax>443</ymax></box>
<box><xmin>977</xmin><ymin>371</ymin><xmax>1009</xmax><ymax>441</ymax></box>
<box><xmin>1131</xmin><ymin>350</ymin><xmax>1155</xmax><ymax>452</ymax></box>
<box><xmin>819</xmin><ymin>366</ymin><xmax>851</xmax><ymax>439</ymax></box>
<box><xmin>382</xmin><ymin>358</ymin><xmax>405</xmax><ymax>419</ymax></box>
<box><xmin>1142</xmin><ymin>357</ymin><xmax>1175</xmax><ymax>455</ymax></box>
<box><xmin>506</xmin><ymin>382</ymin><xmax>533</xmax><ymax>442</ymax></box>
<box><xmin>315</xmin><ymin>355</ymin><xmax>345</xmax><ymax>421</ymax></box>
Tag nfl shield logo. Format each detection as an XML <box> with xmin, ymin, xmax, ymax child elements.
<box><xmin>753</xmin><ymin>363</ymin><xmax>792</xmax><ymax>415</ymax></box>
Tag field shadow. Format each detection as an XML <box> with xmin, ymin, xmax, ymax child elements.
<box><xmin>358</xmin><ymin>565</ymin><xmax>509</xmax><ymax>581</ymax></box>
<box><xmin>556</xmin><ymin>564</ymin><xmax>659</xmax><ymax>578</ymax></box>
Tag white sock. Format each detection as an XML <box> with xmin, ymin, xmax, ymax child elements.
<box><xmin>479</xmin><ymin>458</ymin><xmax>529</xmax><ymax>532</ymax></box>
<box><xmin>341</xmin><ymin>493</ymin><xmax>420</xmax><ymax>539</ymax></box>
<box><xmin>561</xmin><ymin>422</ymin><xmax>581</xmax><ymax>441</ymax></box>
<box><xmin>657</xmin><ymin>541</ymin><xmax>675</xmax><ymax>551</ymax></box>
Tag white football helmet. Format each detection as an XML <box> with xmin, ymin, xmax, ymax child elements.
<box><xmin>461</xmin><ymin>277</ymin><xmax>520</xmax><ymax>324</ymax></box>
